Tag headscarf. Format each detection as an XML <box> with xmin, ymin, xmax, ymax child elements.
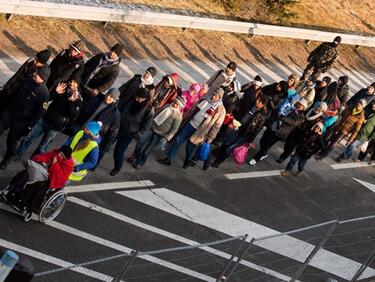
<box><xmin>306</xmin><ymin>102</ymin><xmax>328</xmax><ymax>121</ymax></box>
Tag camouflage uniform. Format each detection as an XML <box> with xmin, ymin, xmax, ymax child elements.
<box><xmin>302</xmin><ymin>42</ymin><xmax>339</xmax><ymax>81</ymax></box>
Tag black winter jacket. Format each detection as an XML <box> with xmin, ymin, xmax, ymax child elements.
<box><xmin>276</xmin><ymin>111</ymin><xmax>305</xmax><ymax>141</ymax></box>
<box><xmin>47</xmin><ymin>50</ymin><xmax>85</xmax><ymax>90</ymax></box>
<box><xmin>241</xmin><ymin>108</ymin><xmax>270</xmax><ymax>143</ymax></box>
<box><xmin>120</xmin><ymin>99</ymin><xmax>154</xmax><ymax>136</ymax></box>
<box><xmin>295</xmin><ymin>131</ymin><xmax>324</xmax><ymax>159</ymax></box>
<box><xmin>235</xmin><ymin>86</ymin><xmax>262</xmax><ymax>120</ymax></box>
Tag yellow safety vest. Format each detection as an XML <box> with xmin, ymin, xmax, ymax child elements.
<box><xmin>68</xmin><ymin>130</ymin><xmax>98</xmax><ymax>181</ymax></box>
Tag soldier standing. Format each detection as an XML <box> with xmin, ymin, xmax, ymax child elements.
<box><xmin>301</xmin><ymin>36</ymin><xmax>341</xmax><ymax>81</ymax></box>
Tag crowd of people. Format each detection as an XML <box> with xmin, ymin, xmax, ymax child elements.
<box><xmin>0</xmin><ymin>36</ymin><xmax>374</xmax><ymax>183</ymax></box>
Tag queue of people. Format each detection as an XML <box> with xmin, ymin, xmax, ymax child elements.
<box><xmin>0</xmin><ymin>36</ymin><xmax>374</xmax><ymax>183</ymax></box>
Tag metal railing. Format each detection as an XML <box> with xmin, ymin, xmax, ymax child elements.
<box><xmin>1</xmin><ymin>0</ymin><xmax>375</xmax><ymax>47</ymax></box>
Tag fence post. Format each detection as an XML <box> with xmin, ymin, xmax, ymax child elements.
<box><xmin>112</xmin><ymin>250</ymin><xmax>138</xmax><ymax>282</ymax></box>
<box><xmin>350</xmin><ymin>248</ymin><xmax>375</xmax><ymax>281</ymax></box>
<box><xmin>291</xmin><ymin>221</ymin><xmax>338</xmax><ymax>282</ymax></box>
<box><xmin>0</xmin><ymin>250</ymin><xmax>19</xmax><ymax>281</ymax></box>
<box><xmin>225</xmin><ymin>237</ymin><xmax>254</xmax><ymax>281</ymax></box>
<box><xmin>216</xmin><ymin>234</ymin><xmax>248</xmax><ymax>282</ymax></box>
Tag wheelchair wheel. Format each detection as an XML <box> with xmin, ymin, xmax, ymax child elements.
<box><xmin>38</xmin><ymin>190</ymin><xmax>67</xmax><ymax>223</ymax></box>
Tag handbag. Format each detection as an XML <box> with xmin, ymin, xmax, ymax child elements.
<box><xmin>232</xmin><ymin>143</ymin><xmax>255</xmax><ymax>166</ymax></box>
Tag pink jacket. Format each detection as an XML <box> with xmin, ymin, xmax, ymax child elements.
<box><xmin>182</xmin><ymin>83</ymin><xmax>202</xmax><ymax>113</ymax></box>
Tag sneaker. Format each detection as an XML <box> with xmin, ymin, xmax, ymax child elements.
<box><xmin>248</xmin><ymin>159</ymin><xmax>257</xmax><ymax>166</ymax></box>
<box><xmin>281</xmin><ymin>170</ymin><xmax>289</xmax><ymax>176</ymax></box>
<box><xmin>158</xmin><ymin>158</ymin><xmax>171</xmax><ymax>166</ymax></box>
<box><xmin>109</xmin><ymin>169</ymin><xmax>120</xmax><ymax>176</ymax></box>
<box><xmin>260</xmin><ymin>155</ymin><xmax>268</xmax><ymax>161</ymax></box>
<box><xmin>295</xmin><ymin>171</ymin><xmax>303</xmax><ymax>177</ymax></box>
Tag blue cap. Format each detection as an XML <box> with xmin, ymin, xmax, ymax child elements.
<box><xmin>86</xmin><ymin>121</ymin><xmax>101</xmax><ymax>136</ymax></box>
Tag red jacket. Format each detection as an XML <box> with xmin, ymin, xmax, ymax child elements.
<box><xmin>32</xmin><ymin>150</ymin><xmax>74</xmax><ymax>189</ymax></box>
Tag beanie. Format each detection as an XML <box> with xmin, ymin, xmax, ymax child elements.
<box><xmin>146</xmin><ymin>67</ymin><xmax>158</xmax><ymax>78</ymax></box>
<box><xmin>313</xmin><ymin>122</ymin><xmax>324</xmax><ymax>133</ymax></box>
<box><xmin>106</xmin><ymin>88</ymin><xmax>120</xmax><ymax>100</ymax></box>
<box><xmin>60</xmin><ymin>145</ymin><xmax>72</xmax><ymax>159</ymax></box>
<box><xmin>254</xmin><ymin>75</ymin><xmax>263</xmax><ymax>87</ymax></box>
<box><xmin>297</xmin><ymin>98</ymin><xmax>308</xmax><ymax>109</ymax></box>
<box><xmin>322</xmin><ymin>76</ymin><xmax>332</xmax><ymax>85</ymax></box>
<box><xmin>36</xmin><ymin>49</ymin><xmax>51</xmax><ymax>64</ymax></box>
<box><xmin>136</xmin><ymin>87</ymin><xmax>149</xmax><ymax>99</ymax></box>
<box><xmin>70</xmin><ymin>40</ymin><xmax>85</xmax><ymax>53</ymax></box>
<box><xmin>227</xmin><ymin>61</ymin><xmax>237</xmax><ymax>72</ymax></box>
<box><xmin>86</xmin><ymin>121</ymin><xmax>101</xmax><ymax>136</ymax></box>
<box><xmin>333</xmin><ymin>36</ymin><xmax>342</xmax><ymax>44</ymax></box>
<box><xmin>37</xmin><ymin>67</ymin><xmax>51</xmax><ymax>82</ymax></box>
<box><xmin>174</xmin><ymin>96</ymin><xmax>186</xmax><ymax>108</ymax></box>
<box><xmin>110</xmin><ymin>43</ymin><xmax>123</xmax><ymax>56</ymax></box>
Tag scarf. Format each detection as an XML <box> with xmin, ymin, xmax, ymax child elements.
<box><xmin>140</xmin><ymin>76</ymin><xmax>154</xmax><ymax>88</ymax></box>
<box><xmin>306</xmin><ymin>108</ymin><xmax>323</xmax><ymax>121</ymax></box>
<box><xmin>221</xmin><ymin>71</ymin><xmax>235</xmax><ymax>87</ymax></box>
<box><xmin>103</xmin><ymin>52</ymin><xmax>120</xmax><ymax>65</ymax></box>
<box><xmin>154</xmin><ymin>105</ymin><xmax>179</xmax><ymax>126</ymax></box>
<box><xmin>352</xmin><ymin>107</ymin><xmax>363</xmax><ymax>116</ymax></box>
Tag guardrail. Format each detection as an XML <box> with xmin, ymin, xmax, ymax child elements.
<box><xmin>1</xmin><ymin>0</ymin><xmax>375</xmax><ymax>48</ymax></box>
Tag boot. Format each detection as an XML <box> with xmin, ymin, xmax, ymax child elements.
<box><xmin>158</xmin><ymin>158</ymin><xmax>171</xmax><ymax>166</ymax></box>
<box><xmin>281</xmin><ymin>170</ymin><xmax>289</xmax><ymax>176</ymax></box>
<box><xmin>202</xmin><ymin>161</ymin><xmax>210</xmax><ymax>171</ymax></box>
<box><xmin>295</xmin><ymin>171</ymin><xmax>303</xmax><ymax>177</ymax></box>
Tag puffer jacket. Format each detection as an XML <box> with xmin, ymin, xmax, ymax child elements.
<box><xmin>337</xmin><ymin>108</ymin><xmax>365</xmax><ymax>143</ymax></box>
<box><xmin>276</xmin><ymin>111</ymin><xmax>305</xmax><ymax>141</ymax></box>
<box><xmin>242</xmin><ymin>108</ymin><xmax>270</xmax><ymax>143</ymax></box>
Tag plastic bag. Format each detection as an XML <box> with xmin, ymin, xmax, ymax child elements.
<box><xmin>232</xmin><ymin>143</ymin><xmax>255</xmax><ymax>166</ymax></box>
<box><xmin>359</xmin><ymin>141</ymin><xmax>369</xmax><ymax>153</ymax></box>
<box><xmin>197</xmin><ymin>142</ymin><xmax>211</xmax><ymax>161</ymax></box>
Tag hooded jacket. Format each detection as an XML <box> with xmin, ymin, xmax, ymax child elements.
<box><xmin>337</xmin><ymin>108</ymin><xmax>365</xmax><ymax>143</ymax></box>
<box><xmin>153</xmin><ymin>73</ymin><xmax>179</xmax><ymax>109</ymax></box>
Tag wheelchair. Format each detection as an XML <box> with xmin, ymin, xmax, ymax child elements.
<box><xmin>0</xmin><ymin>161</ymin><xmax>67</xmax><ymax>223</ymax></box>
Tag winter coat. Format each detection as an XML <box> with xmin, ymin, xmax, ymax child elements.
<box><xmin>347</xmin><ymin>88</ymin><xmax>375</xmax><ymax>108</ymax></box>
<box><xmin>276</xmin><ymin>111</ymin><xmax>305</xmax><ymax>141</ymax></box>
<box><xmin>153</xmin><ymin>105</ymin><xmax>182</xmax><ymax>141</ymax></box>
<box><xmin>118</xmin><ymin>74</ymin><xmax>156</xmax><ymax>111</ymax></box>
<box><xmin>262</xmin><ymin>82</ymin><xmax>287</xmax><ymax>111</ymax></box>
<box><xmin>297</xmin><ymin>84</ymin><xmax>315</xmax><ymax>109</ymax></box>
<box><xmin>32</xmin><ymin>149</ymin><xmax>74</xmax><ymax>189</ymax></box>
<box><xmin>43</xmin><ymin>89</ymin><xmax>82</xmax><ymax>131</ymax></box>
<box><xmin>222</xmin><ymin>90</ymin><xmax>239</xmax><ymax>114</ymax></box>
<box><xmin>120</xmin><ymin>99</ymin><xmax>154</xmax><ymax>136</ymax></box>
<box><xmin>337</xmin><ymin>108</ymin><xmax>365</xmax><ymax>143</ymax></box>
<box><xmin>8</xmin><ymin>78</ymin><xmax>50</xmax><ymax>130</ymax></box>
<box><xmin>356</xmin><ymin>112</ymin><xmax>375</xmax><ymax>142</ymax></box>
<box><xmin>189</xmin><ymin>101</ymin><xmax>226</xmax><ymax>145</ymax></box>
<box><xmin>295</xmin><ymin>131</ymin><xmax>324</xmax><ymax>159</ymax></box>
<box><xmin>235</xmin><ymin>85</ymin><xmax>262</xmax><ymax>120</ymax></box>
<box><xmin>182</xmin><ymin>84</ymin><xmax>204</xmax><ymax>113</ymax></box>
<box><xmin>308</xmin><ymin>42</ymin><xmax>338</xmax><ymax>71</ymax></box>
<box><xmin>241</xmin><ymin>108</ymin><xmax>270</xmax><ymax>143</ymax></box>
<box><xmin>153</xmin><ymin>74</ymin><xmax>179</xmax><ymax>110</ymax></box>
<box><xmin>81</xmin><ymin>53</ymin><xmax>120</xmax><ymax>93</ymax></box>
<box><xmin>47</xmin><ymin>50</ymin><xmax>85</xmax><ymax>90</ymax></box>
<box><xmin>206</xmin><ymin>70</ymin><xmax>234</xmax><ymax>97</ymax></box>
<box><xmin>337</xmin><ymin>84</ymin><xmax>349</xmax><ymax>105</ymax></box>
<box><xmin>314</xmin><ymin>85</ymin><xmax>329</xmax><ymax>103</ymax></box>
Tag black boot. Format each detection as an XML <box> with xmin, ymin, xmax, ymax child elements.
<box><xmin>0</xmin><ymin>154</ymin><xmax>12</xmax><ymax>169</ymax></box>
<box><xmin>158</xmin><ymin>158</ymin><xmax>171</xmax><ymax>166</ymax></box>
<box><xmin>202</xmin><ymin>161</ymin><xmax>210</xmax><ymax>171</ymax></box>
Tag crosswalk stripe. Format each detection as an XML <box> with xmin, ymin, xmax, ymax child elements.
<box><xmin>46</xmin><ymin>221</ymin><xmax>216</xmax><ymax>282</ymax></box>
<box><xmin>117</xmin><ymin>188</ymin><xmax>375</xmax><ymax>280</ymax></box>
<box><xmin>68</xmin><ymin>196</ymin><xmax>294</xmax><ymax>281</ymax></box>
<box><xmin>330</xmin><ymin>162</ymin><xmax>375</xmax><ymax>170</ymax></box>
<box><xmin>0</xmin><ymin>238</ymin><xmax>113</xmax><ymax>282</ymax></box>
<box><xmin>225</xmin><ymin>170</ymin><xmax>282</xmax><ymax>179</ymax></box>
<box><xmin>65</xmin><ymin>180</ymin><xmax>154</xmax><ymax>193</ymax></box>
<box><xmin>353</xmin><ymin>178</ymin><xmax>375</xmax><ymax>192</ymax></box>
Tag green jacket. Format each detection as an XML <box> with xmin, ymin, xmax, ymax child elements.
<box><xmin>357</xmin><ymin>113</ymin><xmax>375</xmax><ymax>142</ymax></box>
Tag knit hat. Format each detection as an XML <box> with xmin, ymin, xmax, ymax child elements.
<box><xmin>70</xmin><ymin>40</ymin><xmax>85</xmax><ymax>53</ymax></box>
<box><xmin>146</xmin><ymin>67</ymin><xmax>158</xmax><ymax>78</ymax></box>
<box><xmin>173</xmin><ymin>96</ymin><xmax>186</xmax><ymax>108</ymax></box>
<box><xmin>36</xmin><ymin>49</ymin><xmax>51</xmax><ymax>64</ymax></box>
<box><xmin>322</xmin><ymin>76</ymin><xmax>332</xmax><ymax>85</ymax></box>
<box><xmin>86</xmin><ymin>121</ymin><xmax>101</xmax><ymax>136</ymax></box>
<box><xmin>254</xmin><ymin>75</ymin><xmax>263</xmax><ymax>87</ymax></box>
<box><xmin>60</xmin><ymin>145</ymin><xmax>72</xmax><ymax>159</ymax></box>
<box><xmin>110</xmin><ymin>43</ymin><xmax>123</xmax><ymax>56</ymax></box>
<box><xmin>315</xmin><ymin>101</ymin><xmax>328</xmax><ymax>112</ymax></box>
<box><xmin>333</xmin><ymin>36</ymin><xmax>342</xmax><ymax>45</ymax></box>
<box><xmin>227</xmin><ymin>61</ymin><xmax>237</xmax><ymax>71</ymax></box>
<box><xmin>313</xmin><ymin>122</ymin><xmax>324</xmax><ymax>133</ymax></box>
<box><xmin>297</xmin><ymin>98</ymin><xmax>308</xmax><ymax>109</ymax></box>
<box><xmin>106</xmin><ymin>88</ymin><xmax>120</xmax><ymax>100</ymax></box>
<box><xmin>136</xmin><ymin>88</ymin><xmax>149</xmax><ymax>99</ymax></box>
<box><xmin>36</xmin><ymin>67</ymin><xmax>51</xmax><ymax>82</ymax></box>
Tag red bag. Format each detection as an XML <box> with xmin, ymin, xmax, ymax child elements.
<box><xmin>232</xmin><ymin>143</ymin><xmax>255</xmax><ymax>166</ymax></box>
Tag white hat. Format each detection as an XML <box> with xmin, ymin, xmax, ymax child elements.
<box><xmin>359</xmin><ymin>99</ymin><xmax>367</xmax><ymax>107</ymax></box>
<box><xmin>297</xmin><ymin>98</ymin><xmax>308</xmax><ymax>109</ymax></box>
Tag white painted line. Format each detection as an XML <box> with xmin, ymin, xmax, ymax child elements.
<box><xmin>46</xmin><ymin>221</ymin><xmax>215</xmax><ymax>282</ymax></box>
<box><xmin>117</xmin><ymin>188</ymin><xmax>375</xmax><ymax>280</ymax></box>
<box><xmin>0</xmin><ymin>238</ymin><xmax>114</xmax><ymax>282</ymax></box>
<box><xmin>225</xmin><ymin>170</ymin><xmax>282</xmax><ymax>180</ymax></box>
<box><xmin>68</xmin><ymin>196</ymin><xmax>294</xmax><ymax>281</ymax></box>
<box><xmin>65</xmin><ymin>180</ymin><xmax>154</xmax><ymax>193</ymax></box>
<box><xmin>330</xmin><ymin>162</ymin><xmax>375</xmax><ymax>170</ymax></box>
<box><xmin>353</xmin><ymin>178</ymin><xmax>375</xmax><ymax>192</ymax></box>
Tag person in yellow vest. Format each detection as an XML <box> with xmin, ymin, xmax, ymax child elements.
<box><xmin>67</xmin><ymin>121</ymin><xmax>101</xmax><ymax>181</ymax></box>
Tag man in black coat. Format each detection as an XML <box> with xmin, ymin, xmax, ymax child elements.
<box><xmin>47</xmin><ymin>40</ymin><xmax>85</xmax><ymax>90</ymax></box>
<box><xmin>81</xmin><ymin>43</ymin><xmax>122</xmax><ymax>101</ymax></box>
<box><xmin>347</xmin><ymin>82</ymin><xmax>375</xmax><ymax>108</ymax></box>
<box><xmin>16</xmin><ymin>79</ymin><xmax>82</xmax><ymax>158</ymax></box>
<box><xmin>0</xmin><ymin>49</ymin><xmax>50</xmax><ymax>112</ymax></box>
<box><xmin>118</xmin><ymin>67</ymin><xmax>157</xmax><ymax>111</ymax></box>
<box><xmin>0</xmin><ymin>67</ymin><xmax>50</xmax><ymax>169</ymax></box>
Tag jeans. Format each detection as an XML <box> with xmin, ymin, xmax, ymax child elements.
<box><xmin>135</xmin><ymin>132</ymin><xmax>163</xmax><ymax>166</ymax></box>
<box><xmin>286</xmin><ymin>154</ymin><xmax>308</xmax><ymax>172</ymax></box>
<box><xmin>113</xmin><ymin>129</ymin><xmax>135</xmax><ymax>170</ymax></box>
<box><xmin>167</xmin><ymin>123</ymin><xmax>196</xmax><ymax>160</ymax></box>
<box><xmin>17</xmin><ymin>119</ymin><xmax>59</xmax><ymax>158</ymax></box>
<box><xmin>340</xmin><ymin>140</ymin><xmax>361</xmax><ymax>159</ymax></box>
<box><xmin>134</xmin><ymin>131</ymin><xmax>153</xmax><ymax>160</ymax></box>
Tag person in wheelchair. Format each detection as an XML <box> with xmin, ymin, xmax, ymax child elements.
<box><xmin>1</xmin><ymin>145</ymin><xmax>74</xmax><ymax>222</ymax></box>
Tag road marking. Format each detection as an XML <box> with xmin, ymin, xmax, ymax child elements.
<box><xmin>330</xmin><ymin>162</ymin><xmax>375</xmax><ymax>170</ymax></box>
<box><xmin>0</xmin><ymin>238</ymin><xmax>113</xmax><ymax>282</ymax></box>
<box><xmin>353</xmin><ymin>178</ymin><xmax>375</xmax><ymax>192</ymax></box>
<box><xmin>68</xmin><ymin>196</ymin><xmax>294</xmax><ymax>281</ymax></box>
<box><xmin>65</xmin><ymin>180</ymin><xmax>154</xmax><ymax>193</ymax></box>
<box><xmin>225</xmin><ymin>170</ymin><xmax>282</xmax><ymax>180</ymax></box>
<box><xmin>117</xmin><ymin>188</ymin><xmax>375</xmax><ymax>280</ymax></box>
<box><xmin>46</xmin><ymin>221</ymin><xmax>215</xmax><ymax>282</ymax></box>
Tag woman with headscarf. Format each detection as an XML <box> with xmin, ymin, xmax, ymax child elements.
<box><xmin>159</xmin><ymin>88</ymin><xmax>226</xmax><ymax>169</ymax></box>
<box><xmin>152</xmin><ymin>73</ymin><xmax>180</xmax><ymax>110</ymax></box>
<box><xmin>182</xmin><ymin>83</ymin><xmax>202</xmax><ymax>114</ymax></box>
